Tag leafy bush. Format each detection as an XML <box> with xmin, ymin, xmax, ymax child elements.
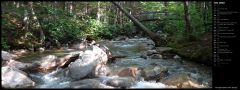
<box><xmin>38</xmin><ymin>6</ymin><xmax>83</xmax><ymax>45</ymax></box>
<box><xmin>42</xmin><ymin>17</ymin><xmax>82</xmax><ymax>45</ymax></box>
<box><xmin>1</xmin><ymin>38</ymin><xmax>10</xmax><ymax>50</ymax></box>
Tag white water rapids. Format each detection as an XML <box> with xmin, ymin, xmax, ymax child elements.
<box><xmin>24</xmin><ymin>38</ymin><xmax>211</xmax><ymax>88</ymax></box>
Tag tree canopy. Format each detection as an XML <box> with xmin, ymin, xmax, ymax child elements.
<box><xmin>1</xmin><ymin>1</ymin><xmax>212</xmax><ymax>50</ymax></box>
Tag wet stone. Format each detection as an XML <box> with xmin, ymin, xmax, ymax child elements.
<box><xmin>150</xmin><ymin>54</ymin><xmax>162</xmax><ymax>59</ymax></box>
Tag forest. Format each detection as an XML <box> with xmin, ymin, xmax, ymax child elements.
<box><xmin>2</xmin><ymin>1</ymin><xmax>212</xmax><ymax>89</ymax></box>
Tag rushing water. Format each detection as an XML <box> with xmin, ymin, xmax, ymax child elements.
<box><xmin>20</xmin><ymin>38</ymin><xmax>212</xmax><ymax>88</ymax></box>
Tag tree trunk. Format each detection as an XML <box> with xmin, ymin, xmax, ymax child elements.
<box><xmin>164</xmin><ymin>1</ymin><xmax>168</xmax><ymax>16</ymax></box>
<box><xmin>16</xmin><ymin>1</ymin><xmax>20</xmax><ymax>8</ymax></box>
<box><xmin>103</xmin><ymin>3</ymin><xmax>108</xmax><ymax>24</ymax></box>
<box><xmin>183</xmin><ymin>1</ymin><xmax>193</xmax><ymax>35</ymax></box>
<box><xmin>22</xmin><ymin>9</ymin><xmax>29</xmax><ymax>32</ymax></box>
<box><xmin>112</xmin><ymin>2</ymin><xmax>166</xmax><ymax>46</ymax></box>
<box><xmin>97</xmin><ymin>1</ymin><xmax>101</xmax><ymax>21</ymax></box>
<box><xmin>29</xmin><ymin>2</ymin><xmax>45</xmax><ymax>44</ymax></box>
<box><xmin>85</xmin><ymin>2</ymin><xmax>89</xmax><ymax>15</ymax></box>
<box><xmin>69</xmin><ymin>1</ymin><xmax>73</xmax><ymax>14</ymax></box>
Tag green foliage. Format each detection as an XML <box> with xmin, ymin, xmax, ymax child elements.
<box><xmin>1</xmin><ymin>38</ymin><xmax>10</xmax><ymax>50</ymax></box>
<box><xmin>103</xmin><ymin>24</ymin><xmax>125</xmax><ymax>39</ymax></box>
<box><xmin>41</xmin><ymin>7</ymin><xmax>82</xmax><ymax>45</ymax></box>
<box><xmin>1</xmin><ymin>1</ymin><xmax>212</xmax><ymax>50</ymax></box>
<box><xmin>82</xmin><ymin>19</ymin><xmax>103</xmax><ymax>40</ymax></box>
<box><xmin>140</xmin><ymin>2</ymin><xmax>164</xmax><ymax>12</ymax></box>
<box><xmin>119</xmin><ymin>22</ymin><xmax>135</xmax><ymax>37</ymax></box>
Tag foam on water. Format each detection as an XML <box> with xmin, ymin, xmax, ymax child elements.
<box><xmin>114</xmin><ymin>44</ymin><xmax>135</xmax><ymax>48</ymax></box>
<box><xmin>35</xmin><ymin>69</ymin><xmax>71</xmax><ymax>88</ymax></box>
<box><xmin>131</xmin><ymin>81</ymin><xmax>167</xmax><ymax>88</ymax></box>
<box><xmin>98</xmin><ymin>75</ymin><xmax>119</xmax><ymax>84</ymax></box>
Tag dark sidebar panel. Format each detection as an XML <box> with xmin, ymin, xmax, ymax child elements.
<box><xmin>213</xmin><ymin>0</ymin><xmax>239</xmax><ymax>89</ymax></box>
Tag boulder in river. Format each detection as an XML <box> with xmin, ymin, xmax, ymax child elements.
<box><xmin>99</xmin><ymin>45</ymin><xmax>112</xmax><ymax>60</ymax></box>
<box><xmin>1</xmin><ymin>66</ymin><xmax>35</xmax><ymax>88</ymax></box>
<box><xmin>143</xmin><ymin>66</ymin><xmax>169</xmax><ymax>81</ymax></box>
<box><xmin>117</xmin><ymin>67</ymin><xmax>145</xmax><ymax>81</ymax></box>
<box><xmin>11</xmin><ymin>49</ymin><xmax>29</xmax><ymax>57</ymax></box>
<box><xmin>38</xmin><ymin>47</ymin><xmax>45</xmax><ymax>52</ymax></box>
<box><xmin>5</xmin><ymin>59</ymin><xmax>37</xmax><ymax>72</ymax></box>
<box><xmin>2</xmin><ymin>51</ymin><xmax>18</xmax><ymax>61</ymax></box>
<box><xmin>162</xmin><ymin>52</ymin><xmax>176</xmax><ymax>59</ymax></box>
<box><xmin>173</xmin><ymin>55</ymin><xmax>181</xmax><ymax>59</ymax></box>
<box><xmin>92</xmin><ymin>45</ymin><xmax>108</xmax><ymax>64</ymax></box>
<box><xmin>140</xmin><ymin>54</ymin><xmax>147</xmax><ymax>59</ymax></box>
<box><xmin>155</xmin><ymin>47</ymin><xmax>173</xmax><ymax>54</ymax></box>
<box><xmin>155</xmin><ymin>47</ymin><xmax>176</xmax><ymax>59</ymax></box>
<box><xmin>150</xmin><ymin>54</ymin><xmax>163</xmax><ymax>59</ymax></box>
<box><xmin>68</xmin><ymin>58</ymin><xmax>94</xmax><ymax>80</ymax></box>
<box><xmin>37</xmin><ymin>55</ymin><xmax>58</xmax><ymax>71</ymax></box>
<box><xmin>160</xmin><ymin>73</ymin><xmax>204</xmax><ymax>88</ymax></box>
<box><xmin>146</xmin><ymin>50</ymin><xmax>159</xmax><ymax>56</ymax></box>
<box><xmin>68</xmin><ymin>45</ymin><xmax>109</xmax><ymax>80</ymax></box>
<box><xmin>88</xmin><ymin>64</ymin><xmax>111</xmax><ymax>78</ymax></box>
<box><xmin>106</xmin><ymin>77</ymin><xmax>135</xmax><ymax>88</ymax></box>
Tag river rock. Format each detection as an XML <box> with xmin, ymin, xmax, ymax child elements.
<box><xmin>106</xmin><ymin>77</ymin><xmax>135</xmax><ymax>88</ymax></box>
<box><xmin>160</xmin><ymin>73</ymin><xmax>204</xmax><ymax>88</ymax></box>
<box><xmin>146</xmin><ymin>50</ymin><xmax>158</xmax><ymax>56</ymax></box>
<box><xmin>5</xmin><ymin>59</ymin><xmax>36</xmax><ymax>72</ymax></box>
<box><xmin>144</xmin><ymin>66</ymin><xmax>169</xmax><ymax>81</ymax></box>
<box><xmin>173</xmin><ymin>55</ymin><xmax>181</xmax><ymax>59</ymax></box>
<box><xmin>162</xmin><ymin>52</ymin><xmax>176</xmax><ymax>59</ymax></box>
<box><xmin>92</xmin><ymin>45</ymin><xmax>108</xmax><ymax>64</ymax></box>
<box><xmin>68</xmin><ymin>45</ymin><xmax>108</xmax><ymax>80</ymax></box>
<box><xmin>117</xmin><ymin>67</ymin><xmax>145</xmax><ymax>81</ymax></box>
<box><xmin>2</xmin><ymin>51</ymin><xmax>18</xmax><ymax>61</ymax></box>
<box><xmin>37</xmin><ymin>55</ymin><xmax>58</xmax><ymax>71</ymax></box>
<box><xmin>1</xmin><ymin>66</ymin><xmax>35</xmax><ymax>88</ymax></box>
<box><xmin>38</xmin><ymin>47</ymin><xmax>45</xmax><ymax>52</ymax></box>
<box><xmin>89</xmin><ymin>64</ymin><xmax>111</xmax><ymax>78</ymax></box>
<box><xmin>150</xmin><ymin>54</ymin><xmax>163</xmax><ymax>59</ymax></box>
<box><xmin>155</xmin><ymin>47</ymin><xmax>177</xmax><ymax>59</ymax></box>
<box><xmin>70</xmin><ymin>79</ymin><xmax>114</xmax><ymax>88</ymax></box>
<box><xmin>155</xmin><ymin>47</ymin><xmax>173</xmax><ymax>54</ymax></box>
<box><xmin>12</xmin><ymin>49</ymin><xmax>29</xmax><ymax>57</ymax></box>
<box><xmin>140</xmin><ymin>54</ymin><xmax>147</xmax><ymax>59</ymax></box>
<box><xmin>68</xmin><ymin>58</ymin><xmax>95</xmax><ymax>80</ymax></box>
<box><xmin>99</xmin><ymin>45</ymin><xmax>112</xmax><ymax>60</ymax></box>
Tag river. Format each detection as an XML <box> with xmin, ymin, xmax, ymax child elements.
<box><xmin>17</xmin><ymin>38</ymin><xmax>212</xmax><ymax>88</ymax></box>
